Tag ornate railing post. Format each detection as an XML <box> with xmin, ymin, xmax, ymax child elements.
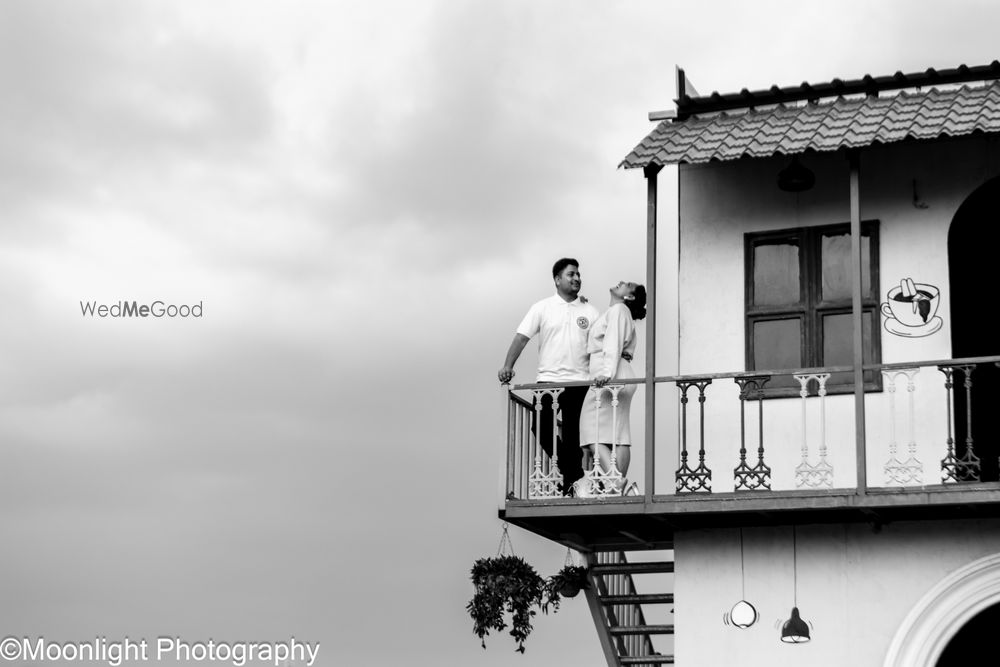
<box><xmin>883</xmin><ymin>368</ymin><xmax>923</xmax><ymax>485</ymax></box>
<box><xmin>580</xmin><ymin>384</ymin><xmax>626</xmax><ymax>498</ymax></box>
<box><xmin>527</xmin><ymin>387</ymin><xmax>564</xmax><ymax>498</ymax></box>
<box><xmin>940</xmin><ymin>366</ymin><xmax>958</xmax><ymax>483</ymax></box>
<box><xmin>733</xmin><ymin>375</ymin><xmax>772</xmax><ymax>491</ymax></box>
<box><xmin>939</xmin><ymin>364</ymin><xmax>980</xmax><ymax>483</ymax></box>
<box><xmin>794</xmin><ymin>373</ymin><xmax>834</xmax><ymax>488</ymax></box>
<box><xmin>675</xmin><ymin>378</ymin><xmax>713</xmax><ymax>493</ymax></box>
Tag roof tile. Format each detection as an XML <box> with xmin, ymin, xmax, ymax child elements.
<box><xmin>621</xmin><ymin>81</ymin><xmax>1000</xmax><ymax>168</ymax></box>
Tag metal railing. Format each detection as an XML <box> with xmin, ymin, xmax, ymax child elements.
<box><xmin>592</xmin><ymin>551</ymin><xmax>662</xmax><ymax>662</ymax></box>
<box><xmin>504</xmin><ymin>379</ymin><xmax>644</xmax><ymax>500</ymax></box>
<box><xmin>503</xmin><ymin>355</ymin><xmax>1000</xmax><ymax>502</ymax></box>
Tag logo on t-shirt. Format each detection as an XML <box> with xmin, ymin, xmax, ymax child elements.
<box><xmin>576</xmin><ymin>316</ymin><xmax>590</xmax><ymax>330</ymax></box>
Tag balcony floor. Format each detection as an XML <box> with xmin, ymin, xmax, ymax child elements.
<box><xmin>500</xmin><ymin>483</ymin><xmax>1000</xmax><ymax>552</ymax></box>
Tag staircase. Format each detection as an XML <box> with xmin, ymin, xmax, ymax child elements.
<box><xmin>584</xmin><ymin>550</ymin><xmax>675</xmax><ymax>666</ymax></box>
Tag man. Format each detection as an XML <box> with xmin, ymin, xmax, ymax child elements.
<box><xmin>498</xmin><ymin>258</ymin><xmax>599</xmax><ymax>492</ymax></box>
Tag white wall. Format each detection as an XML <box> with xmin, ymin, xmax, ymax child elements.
<box><xmin>668</xmin><ymin>136</ymin><xmax>1000</xmax><ymax>492</ymax></box>
<box><xmin>674</xmin><ymin>520</ymin><xmax>1000</xmax><ymax>666</ymax></box>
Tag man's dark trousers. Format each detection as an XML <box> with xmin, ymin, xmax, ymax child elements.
<box><xmin>533</xmin><ymin>385</ymin><xmax>588</xmax><ymax>492</ymax></box>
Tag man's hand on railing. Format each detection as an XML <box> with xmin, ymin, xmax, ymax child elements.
<box><xmin>592</xmin><ymin>375</ymin><xmax>611</xmax><ymax>388</ymax></box>
<box><xmin>498</xmin><ymin>366</ymin><xmax>515</xmax><ymax>384</ymax></box>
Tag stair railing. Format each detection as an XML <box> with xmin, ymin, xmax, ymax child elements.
<box><xmin>586</xmin><ymin>551</ymin><xmax>668</xmax><ymax>666</ymax></box>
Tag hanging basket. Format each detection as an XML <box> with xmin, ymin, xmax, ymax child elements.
<box><xmin>547</xmin><ymin>565</ymin><xmax>590</xmax><ymax>600</ymax></box>
<box><xmin>467</xmin><ymin>525</ymin><xmax>548</xmax><ymax>653</ymax></box>
<box><xmin>467</xmin><ymin>555</ymin><xmax>546</xmax><ymax>653</ymax></box>
<box><xmin>560</xmin><ymin>581</ymin><xmax>582</xmax><ymax>598</ymax></box>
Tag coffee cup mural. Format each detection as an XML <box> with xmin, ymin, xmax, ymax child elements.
<box><xmin>881</xmin><ymin>277</ymin><xmax>943</xmax><ymax>337</ymax></box>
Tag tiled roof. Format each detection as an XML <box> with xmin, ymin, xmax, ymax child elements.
<box><xmin>620</xmin><ymin>81</ymin><xmax>1000</xmax><ymax>168</ymax></box>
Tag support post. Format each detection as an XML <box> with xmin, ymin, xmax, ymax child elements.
<box><xmin>644</xmin><ymin>163</ymin><xmax>662</xmax><ymax>501</ymax></box>
<box><xmin>501</xmin><ymin>386</ymin><xmax>512</xmax><ymax>509</ymax></box>
<box><xmin>849</xmin><ymin>150</ymin><xmax>867</xmax><ymax>494</ymax></box>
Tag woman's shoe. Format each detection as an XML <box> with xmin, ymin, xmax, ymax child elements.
<box><xmin>621</xmin><ymin>481</ymin><xmax>640</xmax><ymax>496</ymax></box>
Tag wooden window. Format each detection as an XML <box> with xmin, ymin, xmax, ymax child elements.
<box><xmin>745</xmin><ymin>221</ymin><xmax>881</xmax><ymax>396</ymax></box>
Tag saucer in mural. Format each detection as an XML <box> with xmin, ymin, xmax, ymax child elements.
<box><xmin>883</xmin><ymin>316</ymin><xmax>942</xmax><ymax>338</ymax></box>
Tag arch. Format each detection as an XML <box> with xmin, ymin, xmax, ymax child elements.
<box><xmin>884</xmin><ymin>552</ymin><xmax>1000</xmax><ymax>667</ymax></box>
<box><xmin>947</xmin><ymin>175</ymin><xmax>1000</xmax><ymax>481</ymax></box>
<box><xmin>935</xmin><ymin>600</ymin><xmax>1000</xmax><ymax>665</ymax></box>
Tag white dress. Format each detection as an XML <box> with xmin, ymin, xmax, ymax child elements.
<box><xmin>579</xmin><ymin>303</ymin><xmax>638</xmax><ymax>447</ymax></box>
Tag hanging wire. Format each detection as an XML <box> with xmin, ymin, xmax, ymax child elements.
<box><xmin>497</xmin><ymin>523</ymin><xmax>514</xmax><ymax>557</ymax></box>
<box><xmin>739</xmin><ymin>527</ymin><xmax>746</xmax><ymax>599</ymax></box>
<box><xmin>564</xmin><ymin>547</ymin><xmax>574</xmax><ymax>568</ymax></box>
<box><xmin>792</xmin><ymin>525</ymin><xmax>798</xmax><ymax>606</ymax></box>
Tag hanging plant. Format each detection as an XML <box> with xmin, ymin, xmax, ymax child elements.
<box><xmin>546</xmin><ymin>564</ymin><xmax>590</xmax><ymax>602</ymax></box>
<box><xmin>467</xmin><ymin>555</ymin><xmax>546</xmax><ymax>653</ymax></box>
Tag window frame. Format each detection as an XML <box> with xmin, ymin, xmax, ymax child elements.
<box><xmin>744</xmin><ymin>220</ymin><xmax>882</xmax><ymax>398</ymax></box>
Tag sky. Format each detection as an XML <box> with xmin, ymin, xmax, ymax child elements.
<box><xmin>2</xmin><ymin>1</ymin><xmax>1000</xmax><ymax>666</ymax></box>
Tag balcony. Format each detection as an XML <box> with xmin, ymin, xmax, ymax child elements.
<box><xmin>499</xmin><ymin>355</ymin><xmax>1000</xmax><ymax>551</ymax></box>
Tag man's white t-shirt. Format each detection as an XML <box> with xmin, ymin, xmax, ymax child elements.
<box><xmin>517</xmin><ymin>295</ymin><xmax>600</xmax><ymax>382</ymax></box>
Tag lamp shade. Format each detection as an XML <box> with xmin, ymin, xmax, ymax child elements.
<box><xmin>730</xmin><ymin>600</ymin><xmax>758</xmax><ymax>628</ymax></box>
<box><xmin>780</xmin><ymin>606</ymin><xmax>811</xmax><ymax>643</ymax></box>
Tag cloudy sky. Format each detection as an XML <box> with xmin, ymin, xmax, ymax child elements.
<box><xmin>2</xmin><ymin>1</ymin><xmax>1000</xmax><ymax>665</ymax></box>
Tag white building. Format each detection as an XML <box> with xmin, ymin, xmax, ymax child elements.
<box><xmin>500</xmin><ymin>62</ymin><xmax>1000</xmax><ymax>666</ymax></box>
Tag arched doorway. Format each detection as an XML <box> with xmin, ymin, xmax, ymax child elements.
<box><xmin>948</xmin><ymin>176</ymin><xmax>1000</xmax><ymax>482</ymax></box>
<box><xmin>936</xmin><ymin>601</ymin><xmax>1000</xmax><ymax>665</ymax></box>
<box><xmin>884</xmin><ymin>552</ymin><xmax>1000</xmax><ymax>666</ymax></box>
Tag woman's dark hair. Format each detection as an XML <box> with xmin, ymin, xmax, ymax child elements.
<box><xmin>626</xmin><ymin>284</ymin><xmax>647</xmax><ymax>321</ymax></box>
<box><xmin>552</xmin><ymin>257</ymin><xmax>579</xmax><ymax>278</ymax></box>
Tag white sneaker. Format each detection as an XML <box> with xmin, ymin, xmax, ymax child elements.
<box><xmin>572</xmin><ymin>478</ymin><xmax>594</xmax><ymax>498</ymax></box>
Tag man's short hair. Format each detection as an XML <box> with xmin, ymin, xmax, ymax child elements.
<box><xmin>552</xmin><ymin>257</ymin><xmax>579</xmax><ymax>278</ymax></box>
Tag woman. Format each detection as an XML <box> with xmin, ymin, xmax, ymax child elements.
<box><xmin>578</xmin><ymin>280</ymin><xmax>647</xmax><ymax>494</ymax></box>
